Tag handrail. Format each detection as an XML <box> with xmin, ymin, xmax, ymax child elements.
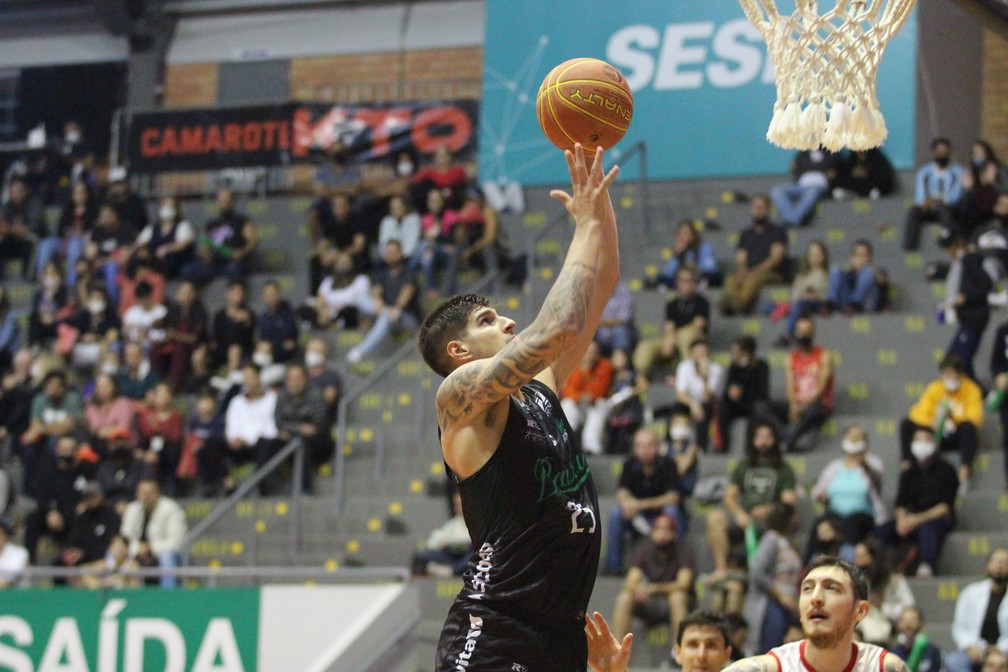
<box><xmin>19</xmin><ymin>565</ymin><xmax>411</xmax><ymax>588</ymax></box>
<box><xmin>180</xmin><ymin>437</ymin><xmax>304</xmax><ymax>566</ymax></box>
<box><xmin>332</xmin><ymin>267</ymin><xmax>505</xmax><ymax>515</ymax></box>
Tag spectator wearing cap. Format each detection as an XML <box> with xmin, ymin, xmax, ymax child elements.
<box><xmin>105</xmin><ymin>166</ymin><xmax>149</xmax><ymax>234</ymax></box>
<box><xmin>59</xmin><ymin>480</ymin><xmax>120</xmax><ymax>571</ymax></box>
<box><xmin>24</xmin><ymin>435</ymin><xmax>89</xmax><ymax>562</ymax></box>
<box><xmin>901</xmin><ymin>353</ymin><xmax>982</xmax><ymax>489</ymax></box>
<box><xmin>21</xmin><ymin>371</ymin><xmax>82</xmax><ymax>497</ymax></box>
<box><xmin>120</xmin><ymin>478</ymin><xmax>186</xmax><ymax>588</ymax></box>
<box><xmin>611</xmin><ymin>512</ymin><xmax>695</xmax><ymax>640</ymax></box>
<box><xmin>938</xmin><ymin>232</ymin><xmax>992</xmax><ymax>380</ymax></box>
<box><xmin>0</xmin><ymin>518</ymin><xmax>28</xmax><ymax>587</ymax></box>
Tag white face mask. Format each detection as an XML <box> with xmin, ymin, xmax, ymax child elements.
<box><xmin>943</xmin><ymin>377</ymin><xmax>961</xmax><ymax>392</ymax></box>
<box><xmin>87</xmin><ymin>300</ymin><xmax>106</xmax><ymax>314</ymax></box>
<box><xmin>100</xmin><ymin>362</ymin><xmax>119</xmax><ymax>376</ymax></box>
<box><xmin>159</xmin><ymin>205</ymin><xmax>176</xmax><ymax>221</ymax></box>
<box><xmin>43</xmin><ymin>276</ymin><xmax>60</xmax><ymax>290</ymax></box>
<box><xmin>252</xmin><ymin>352</ymin><xmax>272</xmax><ymax>368</ymax></box>
<box><xmin>910</xmin><ymin>440</ymin><xmax>936</xmax><ymax>462</ymax></box>
<box><xmin>670</xmin><ymin>425</ymin><xmax>692</xmax><ymax>442</ymax></box>
<box><xmin>65</xmin><ymin>130</ymin><xmax>81</xmax><ymax>144</ymax></box>
<box><xmin>896</xmin><ymin>633</ymin><xmax>912</xmax><ymax>648</ymax></box>
<box><xmin>396</xmin><ymin>161</ymin><xmax>414</xmax><ymax>176</ymax></box>
<box><xmin>842</xmin><ymin>440</ymin><xmax>866</xmax><ymax>454</ymax></box>
<box><xmin>305</xmin><ymin>351</ymin><xmax>325</xmax><ymax>368</ymax></box>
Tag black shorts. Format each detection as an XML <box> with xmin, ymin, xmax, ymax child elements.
<box><xmin>434</xmin><ymin>600</ymin><xmax>587</xmax><ymax>672</ymax></box>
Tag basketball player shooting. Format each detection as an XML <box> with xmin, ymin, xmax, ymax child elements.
<box><xmin>722</xmin><ymin>556</ymin><xmax>910</xmax><ymax>672</ymax></box>
<box><xmin>418</xmin><ymin>143</ymin><xmax>632</xmax><ymax>672</ymax></box>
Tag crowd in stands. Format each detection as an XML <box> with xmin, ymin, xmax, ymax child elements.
<box><xmin>0</xmin><ymin>128</ymin><xmax>513</xmax><ymax>587</ymax></box>
<box><xmin>1</xmin><ymin>115</ymin><xmax>1006</xmax><ymax>669</ymax></box>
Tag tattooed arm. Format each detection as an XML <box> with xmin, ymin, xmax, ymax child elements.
<box><xmin>437</xmin><ymin>145</ymin><xmax>618</xmax><ymax>477</ymax></box>
<box><xmin>723</xmin><ymin>654</ymin><xmax>779</xmax><ymax>672</ymax></box>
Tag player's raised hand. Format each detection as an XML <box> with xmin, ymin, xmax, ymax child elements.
<box><xmin>585</xmin><ymin>611</ymin><xmax>633</xmax><ymax>672</ymax></box>
<box><xmin>550</xmin><ymin>144</ymin><xmax>618</xmax><ymax>227</ymax></box>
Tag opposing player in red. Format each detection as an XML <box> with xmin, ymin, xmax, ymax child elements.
<box><xmin>418</xmin><ymin>143</ymin><xmax>631</xmax><ymax>672</ymax></box>
<box><xmin>722</xmin><ymin>556</ymin><xmax>909</xmax><ymax>672</ymax></box>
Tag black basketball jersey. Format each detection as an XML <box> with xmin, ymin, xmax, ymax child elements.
<box><xmin>446</xmin><ymin>379</ymin><xmax>601</xmax><ymax>626</ymax></box>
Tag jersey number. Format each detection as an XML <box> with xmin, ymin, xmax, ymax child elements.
<box><xmin>566</xmin><ymin>502</ymin><xmax>596</xmax><ymax>534</ymax></box>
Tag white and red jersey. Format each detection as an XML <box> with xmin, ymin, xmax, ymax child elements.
<box><xmin>769</xmin><ymin>640</ymin><xmax>889</xmax><ymax>672</ymax></box>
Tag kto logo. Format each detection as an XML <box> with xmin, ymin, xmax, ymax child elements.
<box><xmin>606</xmin><ymin>18</ymin><xmax>774</xmax><ymax>90</ymax></box>
<box><xmin>0</xmin><ymin>599</ymin><xmax>247</xmax><ymax>672</ymax></box>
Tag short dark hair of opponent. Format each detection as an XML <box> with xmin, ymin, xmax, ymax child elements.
<box><xmin>807</xmin><ymin>554</ymin><xmax>870</xmax><ymax>602</ymax></box>
<box><xmin>418</xmin><ymin>293</ymin><xmax>493</xmax><ymax>377</ymax></box>
<box><xmin>676</xmin><ymin>609</ymin><xmax>731</xmax><ymax>647</ymax></box>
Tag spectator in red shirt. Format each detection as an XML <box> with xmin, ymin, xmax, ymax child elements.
<box><xmin>411</xmin><ymin>145</ymin><xmax>468</xmax><ymax>210</ymax></box>
<box><xmin>772</xmin><ymin>316</ymin><xmax>834</xmax><ymax>452</ymax></box>
<box><xmin>137</xmin><ymin>382</ymin><xmax>185</xmax><ymax>495</ymax></box>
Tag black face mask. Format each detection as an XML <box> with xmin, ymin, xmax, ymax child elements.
<box><xmin>57</xmin><ymin>456</ymin><xmax>74</xmax><ymax>468</ymax></box>
<box><xmin>753</xmin><ymin>216</ymin><xmax>769</xmax><ymax>226</ymax></box>
<box><xmin>935</xmin><ymin>157</ymin><xmax>951</xmax><ymax>168</ymax></box>
<box><xmin>992</xmin><ymin>574</ymin><xmax>1008</xmax><ymax>589</ymax></box>
<box><xmin>795</xmin><ymin>336</ymin><xmax>814</xmax><ymax>350</ymax></box>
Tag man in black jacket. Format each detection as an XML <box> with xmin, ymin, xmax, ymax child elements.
<box><xmin>717</xmin><ymin>335</ymin><xmax>770</xmax><ymax>453</ymax></box>
<box><xmin>940</xmin><ymin>232</ymin><xmax>992</xmax><ymax>380</ymax></box>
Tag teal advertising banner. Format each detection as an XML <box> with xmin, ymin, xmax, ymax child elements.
<box><xmin>0</xmin><ymin>588</ymin><xmax>259</xmax><ymax>672</ymax></box>
<box><xmin>480</xmin><ymin>0</ymin><xmax>917</xmax><ymax>185</ymax></box>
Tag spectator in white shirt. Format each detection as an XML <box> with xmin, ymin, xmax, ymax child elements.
<box><xmin>224</xmin><ymin>362</ymin><xmax>284</xmax><ymax>494</ymax></box>
<box><xmin>378</xmin><ymin>195</ymin><xmax>422</xmax><ymax>264</ymax></box>
<box><xmin>120</xmin><ymin>478</ymin><xmax>186</xmax><ymax>588</ymax></box>
<box><xmin>305</xmin><ymin>254</ymin><xmax>374</xmax><ymax>329</ymax></box>
<box><xmin>0</xmin><ymin>519</ymin><xmax>28</xmax><ymax>587</ymax></box>
<box><xmin>121</xmin><ymin>280</ymin><xmax>167</xmax><ymax>346</ymax></box>
<box><xmin>675</xmin><ymin>338</ymin><xmax>726</xmax><ymax>449</ymax></box>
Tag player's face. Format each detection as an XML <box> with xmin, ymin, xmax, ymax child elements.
<box><xmin>799</xmin><ymin>566</ymin><xmax>868</xmax><ymax>649</ymax></box>
<box><xmin>674</xmin><ymin>626</ymin><xmax>731</xmax><ymax>672</ymax></box>
<box><xmin>458</xmin><ymin>307</ymin><xmax>516</xmax><ymax>360</ymax></box>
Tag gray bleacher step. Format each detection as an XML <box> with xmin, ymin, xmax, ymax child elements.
<box><xmin>937</xmin><ymin>531</ymin><xmax>1008</xmax><ymax>574</ymax></box>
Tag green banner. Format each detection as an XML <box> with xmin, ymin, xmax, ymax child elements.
<box><xmin>0</xmin><ymin>588</ymin><xmax>259</xmax><ymax>672</ymax></box>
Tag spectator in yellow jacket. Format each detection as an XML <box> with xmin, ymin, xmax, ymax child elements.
<box><xmin>899</xmin><ymin>353</ymin><xmax>982</xmax><ymax>490</ymax></box>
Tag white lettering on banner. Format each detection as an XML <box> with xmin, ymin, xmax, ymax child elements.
<box><xmin>0</xmin><ymin>609</ymin><xmax>246</xmax><ymax>672</ymax></box>
<box><xmin>125</xmin><ymin>619</ymin><xmax>185</xmax><ymax>672</ymax></box>
<box><xmin>38</xmin><ymin>619</ymin><xmax>88</xmax><ymax>672</ymax></box>
<box><xmin>607</xmin><ymin>18</ymin><xmax>773</xmax><ymax>91</ymax></box>
<box><xmin>191</xmin><ymin>619</ymin><xmax>245</xmax><ymax>672</ymax></box>
<box><xmin>0</xmin><ymin>616</ymin><xmax>33</xmax><ymax>672</ymax></box>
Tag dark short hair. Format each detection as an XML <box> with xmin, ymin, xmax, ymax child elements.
<box><xmin>676</xmin><ymin>610</ymin><xmax>731</xmax><ymax>647</ymax></box>
<box><xmin>939</xmin><ymin>353</ymin><xmax>965</xmax><ymax>373</ymax></box>
<box><xmin>734</xmin><ymin>335</ymin><xmax>756</xmax><ymax>355</ymax></box>
<box><xmin>241</xmin><ymin>360</ymin><xmax>262</xmax><ymax>375</ymax></box>
<box><xmin>931</xmin><ymin>137</ymin><xmax>951</xmax><ymax>151</ymax></box>
<box><xmin>806</xmin><ymin>555</ymin><xmax>870</xmax><ymax>601</ymax></box>
<box><xmin>418</xmin><ymin>294</ymin><xmax>493</xmax><ymax>377</ymax></box>
<box><xmin>853</xmin><ymin>238</ymin><xmax>873</xmax><ymax>255</ymax></box>
<box><xmin>134</xmin><ymin>280</ymin><xmax>153</xmax><ymax>299</ymax></box>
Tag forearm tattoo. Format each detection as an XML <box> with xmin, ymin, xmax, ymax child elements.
<box><xmin>437</xmin><ymin>260</ymin><xmax>598</xmax><ymax>429</ymax></box>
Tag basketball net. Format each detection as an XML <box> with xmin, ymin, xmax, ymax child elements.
<box><xmin>738</xmin><ymin>0</ymin><xmax>916</xmax><ymax>151</ymax></box>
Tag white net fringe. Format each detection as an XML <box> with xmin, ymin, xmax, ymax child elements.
<box><xmin>737</xmin><ymin>0</ymin><xmax>916</xmax><ymax>151</ymax></box>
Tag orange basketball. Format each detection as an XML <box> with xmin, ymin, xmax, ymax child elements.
<box><xmin>536</xmin><ymin>57</ymin><xmax>634</xmax><ymax>154</ymax></box>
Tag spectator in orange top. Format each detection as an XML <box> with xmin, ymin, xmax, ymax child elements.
<box><xmin>560</xmin><ymin>340</ymin><xmax>615</xmax><ymax>440</ymax></box>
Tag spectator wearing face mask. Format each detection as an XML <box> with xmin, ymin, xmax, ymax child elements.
<box><xmin>946</xmin><ymin>547</ymin><xmax>1008</xmax><ymax>672</ymax></box>
<box><xmin>903</xmin><ymin>137</ymin><xmax>966</xmax><ymax>252</ymax></box>
<box><xmin>900</xmin><ymin>353</ymin><xmax>982</xmax><ymax>491</ymax></box>
<box><xmin>806</xmin><ymin>424</ymin><xmax>888</xmax><ymax>558</ymax></box>
<box><xmin>304</xmin><ymin>338</ymin><xmax>341</xmax><ymax>426</ymax></box>
<box><xmin>876</xmin><ymin>426</ymin><xmax>958</xmax><ymax>577</ymax></box>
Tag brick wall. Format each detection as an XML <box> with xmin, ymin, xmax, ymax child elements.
<box><xmin>163</xmin><ymin>63</ymin><xmax>220</xmax><ymax>108</ymax></box>
<box><xmin>982</xmin><ymin>29</ymin><xmax>1008</xmax><ymax>159</ymax></box>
